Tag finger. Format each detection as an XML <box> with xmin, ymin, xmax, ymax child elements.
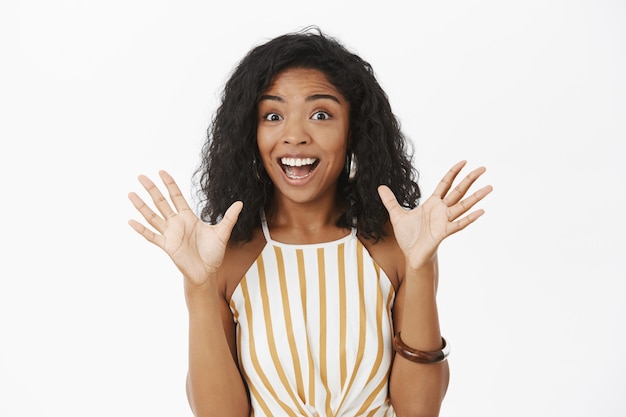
<box><xmin>432</xmin><ymin>160</ymin><xmax>467</xmax><ymax>199</ymax></box>
<box><xmin>138</xmin><ymin>174</ymin><xmax>177</xmax><ymax>219</ymax></box>
<box><xmin>377</xmin><ymin>185</ymin><xmax>405</xmax><ymax>220</ymax></box>
<box><xmin>127</xmin><ymin>219</ymin><xmax>165</xmax><ymax>248</ymax></box>
<box><xmin>159</xmin><ymin>170</ymin><xmax>192</xmax><ymax>213</ymax></box>
<box><xmin>448</xmin><ymin>209</ymin><xmax>486</xmax><ymax>236</ymax></box>
<box><xmin>215</xmin><ymin>201</ymin><xmax>244</xmax><ymax>243</ymax></box>
<box><xmin>442</xmin><ymin>166</ymin><xmax>487</xmax><ymax>206</ymax></box>
<box><xmin>128</xmin><ymin>191</ymin><xmax>167</xmax><ymax>232</ymax></box>
<box><xmin>447</xmin><ymin>185</ymin><xmax>493</xmax><ymax>221</ymax></box>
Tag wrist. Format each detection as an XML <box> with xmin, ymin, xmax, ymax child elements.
<box><xmin>406</xmin><ymin>254</ymin><xmax>438</xmax><ymax>277</ymax></box>
<box><xmin>404</xmin><ymin>256</ymin><xmax>440</xmax><ymax>295</ymax></box>
<box><xmin>184</xmin><ymin>278</ymin><xmax>221</xmax><ymax>311</ymax></box>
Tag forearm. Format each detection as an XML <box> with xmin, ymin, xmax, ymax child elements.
<box><xmin>389</xmin><ymin>260</ymin><xmax>449</xmax><ymax>417</ymax></box>
<box><xmin>184</xmin><ymin>281</ymin><xmax>249</xmax><ymax>417</ymax></box>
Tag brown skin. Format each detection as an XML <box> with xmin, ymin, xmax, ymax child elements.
<box><xmin>128</xmin><ymin>68</ymin><xmax>492</xmax><ymax>416</ymax></box>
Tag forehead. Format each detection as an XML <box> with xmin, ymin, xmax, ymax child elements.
<box><xmin>264</xmin><ymin>67</ymin><xmax>342</xmax><ymax>97</ymax></box>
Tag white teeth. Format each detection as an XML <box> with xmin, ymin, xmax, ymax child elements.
<box><xmin>280</xmin><ymin>157</ymin><xmax>317</xmax><ymax>167</ymax></box>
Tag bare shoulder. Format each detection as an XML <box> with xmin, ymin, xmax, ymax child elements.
<box><xmin>359</xmin><ymin>221</ymin><xmax>405</xmax><ymax>291</ymax></box>
<box><xmin>218</xmin><ymin>227</ymin><xmax>266</xmax><ymax>301</ymax></box>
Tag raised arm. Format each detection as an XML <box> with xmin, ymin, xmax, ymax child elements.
<box><xmin>128</xmin><ymin>171</ymin><xmax>249</xmax><ymax>416</ymax></box>
<box><xmin>378</xmin><ymin>161</ymin><xmax>492</xmax><ymax>417</ymax></box>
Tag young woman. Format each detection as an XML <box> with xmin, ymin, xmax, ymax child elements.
<box><xmin>128</xmin><ymin>28</ymin><xmax>492</xmax><ymax>417</ymax></box>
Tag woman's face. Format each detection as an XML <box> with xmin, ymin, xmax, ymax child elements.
<box><xmin>257</xmin><ymin>67</ymin><xmax>350</xmax><ymax>206</ymax></box>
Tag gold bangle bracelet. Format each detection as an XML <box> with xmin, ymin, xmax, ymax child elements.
<box><xmin>393</xmin><ymin>332</ymin><xmax>450</xmax><ymax>364</ymax></box>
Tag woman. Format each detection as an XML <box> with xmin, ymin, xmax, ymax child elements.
<box><xmin>128</xmin><ymin>28</ymin><xmax>492</xmax><ymax>417</ymax></box>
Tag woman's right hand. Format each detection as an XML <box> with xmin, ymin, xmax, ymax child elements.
<box><xmin>128</xmin><ymin>170</ymin><xmax>243</xmax><ymax>286</ymax></box>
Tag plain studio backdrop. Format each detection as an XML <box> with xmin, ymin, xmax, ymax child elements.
<box><xmin>1</xmin><ymin>0</ymin><xmax>624</xmax><ymax>416</ymax></box>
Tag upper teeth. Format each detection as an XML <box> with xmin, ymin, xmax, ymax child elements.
<box><xmin>281</xmin><ymin>157</ymin><xmax>317</xmax><ymax>167</ymax></box>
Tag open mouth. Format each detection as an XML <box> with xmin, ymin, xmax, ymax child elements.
<box><xmin>280</xmin><ymin>157</ymin><xmax>319</xmax><ymax>180</ymax></box>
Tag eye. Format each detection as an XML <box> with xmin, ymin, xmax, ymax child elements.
<box><xmin>264</xmin><ymin>113</ymin><xmax>282</xmax><ymax>122</ymax></box>
<box><xmin>311</xmin><ymin>111</ymin><xmax>330</xmax><ymax>120</ymax></box>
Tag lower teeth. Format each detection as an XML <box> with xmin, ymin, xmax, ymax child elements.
<box><xmin>285</xmin><ymin>166</ymin><xmax>312</xmax><ymax>179</ymax></box>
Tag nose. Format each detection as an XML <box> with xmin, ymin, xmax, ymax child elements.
<box><xmin>282</xmin><ymin>117</ymin><xmax>311</xmax><ymax>145</ymax></box>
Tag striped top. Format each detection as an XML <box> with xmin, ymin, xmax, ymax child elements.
<box><xmin>229</xmin><ymin>217</ymin><xmax>397</xmax><ymax>416</ymax></box>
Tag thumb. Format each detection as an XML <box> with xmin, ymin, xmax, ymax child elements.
<box><xmin>216</xmin><ymin>201</ymin><xmax>244</xmax><ymax>239</ymax></box>
<box><xmin>377</xmin><ymin>185</ymin><xmax>403</xmax><ymax>218</ymax></box>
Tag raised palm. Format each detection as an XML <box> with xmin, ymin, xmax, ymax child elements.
<box><xmin>128</xmin><ymin>171</ymin><xmax>242</xmax><ymax>285</ymax></box>
<box><xmin>378</xmin><ymin>161</ymin><xmax>492</xmax><ymax>270</ymax></box>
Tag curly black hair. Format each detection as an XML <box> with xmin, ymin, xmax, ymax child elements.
<box><xmin>194</xmin><ymin>27</ymin><xmax>420</xmax><ymax>243</ymax></box>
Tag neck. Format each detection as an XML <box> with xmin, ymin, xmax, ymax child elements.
<box><xmin>264</xmin><ymin>195</ymin><xmax>349</xmax><ymax>244</ymax></box>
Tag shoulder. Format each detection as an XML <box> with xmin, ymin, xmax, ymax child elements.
<box><xmin>358</xmin><ymin>221</ymin><xmax>405</xmax><ymax>291</ymax></box>
<box><xmin>219</xmin><ymin>227</ymin><xmax>266</xmax><ymax>301</ymax></box>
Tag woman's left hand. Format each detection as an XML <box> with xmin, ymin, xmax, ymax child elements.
<box><xmin>378</xmin><ymin>160</ymin><xmax>493</xmax><ymax>271</ymax></box>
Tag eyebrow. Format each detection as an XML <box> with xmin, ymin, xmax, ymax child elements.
<box><xmin>258</xmin><ymin>94</ymin><xmax>341</xmax><ymax>104</ymax></box>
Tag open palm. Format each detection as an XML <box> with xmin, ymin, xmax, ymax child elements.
<box><xmin>378</xmin><ymin>161</ymin><xmax>492</xmax><ymax>270</ymax></box>
<box><xmin>128</xmin><ymin>171</ymin><xmax>242</xmax><ymax>285</ymax></box>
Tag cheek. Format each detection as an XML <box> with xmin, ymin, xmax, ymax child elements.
<box><xmin>256</xmin><ymin>131</ymin><xmax>279</xmax><ymax>176</ymax></box>
<box><xmin>330</xmin><ymin>126</ymin><xmax>350</xmax><ymax>153</ymax></box>
<box><xmin>256</xmin><ymin>130</ymin><xmax>272</xmax><ymax>157</ymax></box>
<box><xmin>327</xmin><ymin>134</ymin><xmax>349</xmax><ymax>172</ymax></box>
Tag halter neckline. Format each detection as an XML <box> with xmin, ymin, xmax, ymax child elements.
<box><xmin>260</xmin><ymin>210</ymin><xmax>357</xmax><ymax>248</ymax></box>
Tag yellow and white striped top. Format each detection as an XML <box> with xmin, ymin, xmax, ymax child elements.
<box><xmin>229</xmin><ymin>217</ymin><xmax>397</xmax><ymax>416</ymax></box>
